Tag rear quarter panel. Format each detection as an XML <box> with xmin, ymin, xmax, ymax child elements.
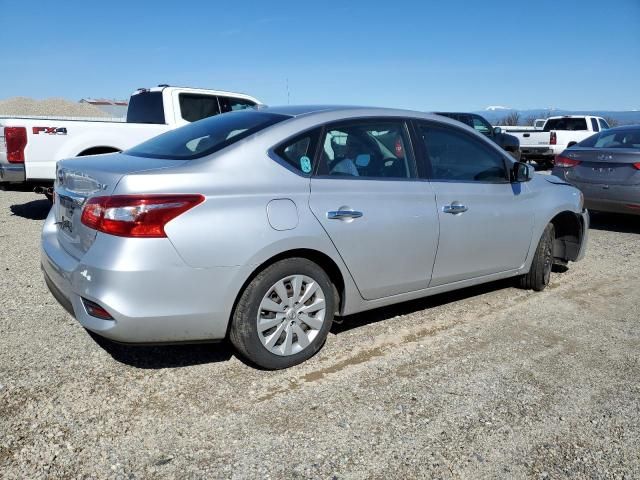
<box><xmin>113</xmin><ymin>141</ymin><xmax>360</xmax><ymax>314</ymax></box>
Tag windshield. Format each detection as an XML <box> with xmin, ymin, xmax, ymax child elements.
<box><xmin>578</xmin><ymin>128</ymin><xmax>640</xmax><ymax>149</ymax></box>
<box><xmin>126</xmin><ymin>110</ymin><xmax>289</xmax><ymax>160</ymax></box>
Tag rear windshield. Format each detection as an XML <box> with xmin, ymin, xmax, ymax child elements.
<box><xmin>126</xmin><ymin>110</ymin><xmax>289</xmax><ymax>160</ymax></box>
<box><xmin>126</xmin><ymin>91</ymin><xmax>166</xmax><ymax>124</ymax></box>
<box><xmin>543</xmin><ymin>118</ymin><xmax>587</xmax><ymax>131</ymax></box>
<box><xmin>578</xmin><ymin>128</ymin><xmax>640</xmax><ymax>149</ymax></box>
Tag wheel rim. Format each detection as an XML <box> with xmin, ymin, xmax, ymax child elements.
<box><xmin>257</xmin><ymin>274</ymin><xmax>327</xmax><ymax>357</ymax></box>
<box><xmin>543</xmin><ymin>237</ymin><xmax>553</xmax><ymax>285</ymax></box>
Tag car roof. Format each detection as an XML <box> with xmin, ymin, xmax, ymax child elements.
<box><xmin>254</xmin><ymin>104</ymin><xmax>445</xmax><ymax>123</ymax></box>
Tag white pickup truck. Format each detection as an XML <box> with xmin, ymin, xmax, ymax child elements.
<box><xmin>505</xmin><ymin>115</ymin><xmax>610</xmax><ymax>168</ymax></box>
<box><xmin>0</xmin><ymin>85</ymin><xmax>261</xmax><ymax>197</ymax></box>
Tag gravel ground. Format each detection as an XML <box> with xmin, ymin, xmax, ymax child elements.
<box><xmin>1</xmin><ymin>190</ymin><xmax>639</xmax><ymax>479</ymax></box>
<box><xmin>0</xmin><ymin>97</ymin><xmax>109</xmax><ymax>118</ymax></box>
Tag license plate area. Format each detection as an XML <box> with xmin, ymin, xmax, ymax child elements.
<box><xmin>57</xmin><ymin>195</ymin><xmax>79</xmax><ymax>235</ymax></box>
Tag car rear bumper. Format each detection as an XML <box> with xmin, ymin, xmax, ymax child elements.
<box><xmin>40</xmin><ymin>209</ymin><xmax>243</xmax><ymax>343</ymax></box>
<box><xmin>0</xmin><ymin>163</ymin><xmax>26</xmax><ymax>183</ymax></box>
<box><xmin>564</xmin><ymin>179</ymin><xmax>640</xmax><ymax>215</ymax></box>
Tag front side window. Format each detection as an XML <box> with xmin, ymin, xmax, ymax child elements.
<box><xmin>418</xmin><ymin>123</ymin><xmax>508</xmax><ymax>182</ymax></box>
<box><xmin>126</xmin><ymin>110</ymin><xmax>288</xmax><ymax>160</ymax></box>
<box><xmin>219</xmin><ymin>96</ymin><xmax>257</xmax><ymax>113</ymax></box>
<box><xmin>316</xmin><ymin>121</ymin><xmax>414</xmax><ymax>179</ymax></box>
<box><xmin>471</xmin><ymin>116</ymin><xmax>492</xmax><ymax>136</ymax></box>
<box><xmin>274</xmin><ymin>130</ymin><xmax>320</xmax><ymax>175</ymax></box>
<box><xmin>599</xmin><ymin>119</ymin><xmax>610</xmax><ymax>130</ymax></box>
<box><xmin>179</xmin><ymin>94</ymin><xmax>220</xmax><ymax>122</ymax></box>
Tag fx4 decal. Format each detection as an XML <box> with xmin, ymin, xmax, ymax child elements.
<box><xmin>32</xmin><ymin>126</ymin><xmax>68</xmax><ymax>135</ymax></box>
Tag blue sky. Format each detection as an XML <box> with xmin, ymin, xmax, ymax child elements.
<box><xmin>1</xmin><ymin>0</ymin><xmax>638</xmax><ymax>111</ymax></box>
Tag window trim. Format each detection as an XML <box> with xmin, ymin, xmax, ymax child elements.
<box><xmin>412</xmin><ymin>120</ymin><xmax>512</xmax><ymax>184</ymax></box>
<box><xmin>311</xmin><ymin>117</ymin><xmax>420</xmax><ymax>182</ymax></box>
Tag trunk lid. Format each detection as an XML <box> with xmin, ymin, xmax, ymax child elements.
<box><xmin>562</xmin><ymin>148</ymin><xmax>640</xmax><ymax>186</ymax></box>
<box><xmin>54</xmin><ymin>153</ymin><xmax>189</xmax><ymax>259</ymax></box>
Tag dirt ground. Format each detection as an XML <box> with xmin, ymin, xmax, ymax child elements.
<box><xmin>1</xmin><ymin>190</ymin><xmax>639</xmax><ymax>479</ymax></box>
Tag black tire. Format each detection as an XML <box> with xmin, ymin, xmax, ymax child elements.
<box><xmin>230</xmin><ymin>258</ymin><xmax>335</xmax><ymax>369</ymax></box>
<box><xmin>519</xmin><ymin>223</ymin><xmax>555</xmax><ymax>291</ymax></box>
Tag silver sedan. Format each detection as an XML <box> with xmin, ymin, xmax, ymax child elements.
<box><xmin>42</xmin><ymin>106</ymin><xmax>588</xmax><ymax>369</ymax></box>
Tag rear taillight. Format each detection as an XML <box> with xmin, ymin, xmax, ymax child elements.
<box><xmin>4</xmin><ymin>127</ymin><xmax>27</xmax><ymax>163</ymax></box>
<box><xmin>81</xmin><ymin>194</ymin><xmax>205</xmax><ymax>238</ymax></box>
<box><xmin>633</xmin><ymin>162</ymin><xmax>640</xmax><ymax>170</ymax></box>
<box><xmin>550</xmin><ymin>131</ymin><xmax>557</xmax><ymax>145</ymax></box>
<box><xmin>554</xmin><ymin>154</ymin><xmax>581</xmax><ymax>168</ymax></box>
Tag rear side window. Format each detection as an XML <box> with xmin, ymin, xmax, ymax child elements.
<box><xmin>544</xmin><ymin>118</ymin><xmax>587</xmax><ymax>131</ymax></box>
<box><xmin>219</xmin><ymin>96</ymin><xmax>257</xmax><ymax>113</ymax></box>
<box><xmin>126</xmin><ymin>91</ymin><xmax>165</xmax><ymax>124</ymax></box>
<box><xmin>590</xmin><ymin>118</ymin><xmax>600</xmax><ymax>132</ymax></box>
<box><xmin>126</xmin><ymin>110</ymin><xmax>289</xmax><ymax>160</ymax></box>
<box><xmin>418</xmin><ymin>123</ymin><xmax>508</xmax><ymax>182</ymax></box>
<box><xmin>274</xmin><ymin>130</ymin><xmax>320</xmax><ymax>175</ymax></box>
<box><xmin>179</xmin><ymin>94</ymin><xmax>220</xmax><ymax>122</ymax></box>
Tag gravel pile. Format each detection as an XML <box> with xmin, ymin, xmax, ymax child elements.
<box><xmin>0</xmin><ymin>97</ymin><xmax>109</xmax><ymax>118</ymax></box>
<box><xmin>0</xmin><ymin>190</ymin><xmax>639</xmax><ymax>478</ymax></box>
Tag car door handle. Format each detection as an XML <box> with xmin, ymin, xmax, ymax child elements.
<box><xmin>442</xmin><ymin>203</ymin><xmax>468</xmax><ymax>214</ymax></box>
<box><xmin>327</xmin><ymin>210</ymin><xmax>363</xmax><ymax>220</ymax></box>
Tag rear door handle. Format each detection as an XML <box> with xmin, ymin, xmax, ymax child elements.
<box><xmin>442</xmin><ymin>203</ymin><xmax>468</xmax><ymax>214</ymax></box>
<box><xmin>327</xmin><ymin>210</ymin><xmax>363</xmax><ymax>220</ymax></box>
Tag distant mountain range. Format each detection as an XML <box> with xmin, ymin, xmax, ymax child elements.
<box><xmin>475</xmin><ymin>107</ymin><xmax>640</xmax><ymax>126</ymax></box>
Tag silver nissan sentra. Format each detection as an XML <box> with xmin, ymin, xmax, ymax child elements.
<box><xmin>41</xmin><ymin>106</ymin><xmax>588</xmax><ymax>369</ymax></box>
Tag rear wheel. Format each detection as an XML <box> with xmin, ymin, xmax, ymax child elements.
<box><xmin>519</xmin><ymin>223</ymin><xmax>555</xmax><ymax>291</ymax></box>
<box><xmin>230</xmin><ymin>258</ymin><xmax>335</xmax><ymax>369</ymax></box>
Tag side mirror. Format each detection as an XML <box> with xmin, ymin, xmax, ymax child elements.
<box><xmin>512</xmin><ymin>162</ymin><xmax>534</xmax><ymax>182</ymax></box>
<box><xmin>493</xmin><ymin>126</ymin><xmax>502</xmax><ymax>135</ymax></box>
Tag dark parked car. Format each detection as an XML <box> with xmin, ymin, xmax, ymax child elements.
<box><xmin>552</xmin><ymin>125</ymin><xmax>640</xmax><ymax>215</ymax></box>
<box><xmin>436</xmin><ymin>112</ymin><xmax>521</xmax><ymax>160</ymax></box>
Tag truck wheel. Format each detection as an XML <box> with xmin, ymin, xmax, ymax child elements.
<box><xmin>518</xmin><ymin>223</ymin><xmax>555</xmax><ymax>291</ymax></box>
<box><xmin>230</xmin><ymin>258</ymin><xmax>335</xmax><ymax>369</ymax></box>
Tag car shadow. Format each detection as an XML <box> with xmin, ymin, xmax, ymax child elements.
<box><xmin>589</xmin><ymin>211</ymin><xmax>640</xmax><ymax>234</ymax></box>
<box><xmin>87</xmin><ymin>331</ymin><xmax>235</xmax><ymax>369</ymax></box>
<box><xmin>332</xmin><ymin>278</ymin><xmax>514</xmax><ymax>334</ymax></box>
<box><xmin>10</xmin><ymin>199</ymin><xmax>51</xmax><ymax>220</ymax></box>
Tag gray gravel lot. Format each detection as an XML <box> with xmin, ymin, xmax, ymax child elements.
<box><xmin>1</xmin><ymin>189</ymin><xmax>639</xmax><ymax>479</ymax></box>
